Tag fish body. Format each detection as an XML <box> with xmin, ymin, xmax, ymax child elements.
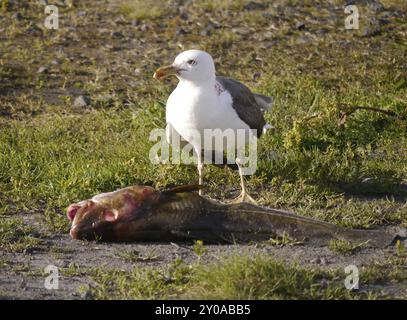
<box><xmin>67</xmin><ymin>185</ymin><xmax>404</xmax><ymax>247</ymax></box>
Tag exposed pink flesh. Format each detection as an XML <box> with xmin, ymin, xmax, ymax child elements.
<box><xmin>103</xmin><ymin>210</ymin><xmax>117</xmax><ymax>222</ymax></box>
<box><xmin>121</xmin><ymin>192</ymin><xmax>140</xmax><ymax>217</ymax></box>
<box><xmin>67</xmin><ymin>204</ymin><xmax>81</xmax><ymax>221</ymax></box>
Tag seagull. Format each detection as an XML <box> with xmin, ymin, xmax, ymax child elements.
<box><xmin>153</xmin><ymin>49</ymin><xmax>272</xmax><ymax>203</ymax></box>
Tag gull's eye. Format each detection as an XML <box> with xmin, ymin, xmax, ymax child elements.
<box><xmin>187</xmin><ymin>59</ymin><xmax>197</xmax><ymax>66</ymax></box>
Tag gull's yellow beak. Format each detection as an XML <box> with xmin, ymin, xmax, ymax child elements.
<box><xmin>153</xmin><ymin>65</ymin><xmax>178</xmax><ymax>81</ymax></box>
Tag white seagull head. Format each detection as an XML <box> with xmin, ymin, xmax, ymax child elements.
<box><xmin>154</xmin><ymin>49</ymin><xmax>216</xmax><ymax>84</ymax></box>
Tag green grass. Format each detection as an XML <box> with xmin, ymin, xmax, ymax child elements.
<box><xmin>193</xmin><ymin>240</ymin><xmax>208</xmax><ymax>259</ymax></box>
<box><xmin>118</xmin><ymin>0</ymin><xmax>173</xmax><ymax>20</ymax></box>
<box><xmin>71</xmin><ymin>253</ymin><xmax>406</xmax><ymax>299</ymax></box>
<box><xmin>0</xmin><ymin>217</ymin><xmax>44</xmax><ymax>253</ymax></box>
<box><xmin>328</xmin><ymin>239</ymin><xmax>369</xmax><ymax>255</ymax></box>
<box><xmin>265</xmin><ymin>232</ymin><xmax>304</xmax><ymax>247</ymax></box>
<box><xmin>361</xmin><ymin>256</ymin><xmax>407</xmax><ymax>285</ymax></box>
<box><xmin>115</xmin><ymin>249</ymin><xmax>161</xmax><ymax>263</ymax></box>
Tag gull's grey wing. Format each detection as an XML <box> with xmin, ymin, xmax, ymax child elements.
<box><xmin>216</xmin><ymin>76</ymin><xmax>268</xmax><ymax>138</ymax></box>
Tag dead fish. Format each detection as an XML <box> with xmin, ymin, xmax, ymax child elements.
<box><xmin>67</xmin><ymin>185</ymin><xmax>405</xmax><ymax>247</ymax></box>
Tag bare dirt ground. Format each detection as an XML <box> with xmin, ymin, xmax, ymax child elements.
<box><xmin>1</xmin><ymin>213</ymin><xmax>406</xmax><ymax>299</ymax></box>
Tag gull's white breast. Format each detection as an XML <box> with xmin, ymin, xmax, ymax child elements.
<box><xmin>166</xmin><ymin>81</ymin><xmax>250</xmax><ymax>152</ymax></box>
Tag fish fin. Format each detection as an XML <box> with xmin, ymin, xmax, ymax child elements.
<box><xmin>163</xmin><ymin>184</ymin><xmax>203</xmax><ymax>194</ymax></box>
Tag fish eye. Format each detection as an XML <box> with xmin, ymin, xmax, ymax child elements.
<box><xmin>187</xmin><ymin>59</ymin><xmax>197</xmax><ymax>66</ymax></box>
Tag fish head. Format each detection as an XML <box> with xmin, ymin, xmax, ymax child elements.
<box><xmin>67</xmin><ymin>186</ymin><xmax>160</xmax><ymax>241</ymax></box>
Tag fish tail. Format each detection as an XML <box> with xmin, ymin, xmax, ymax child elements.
<box><xmin>340</xmin><ymin>228</ymin><xmax>402</xmax><ymax>248</ymax></box>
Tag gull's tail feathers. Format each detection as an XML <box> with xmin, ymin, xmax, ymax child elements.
<box><xmin>253</xmin><ymin>94</ymin><xmax>273</xmax><ymax>112</ymax></box>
